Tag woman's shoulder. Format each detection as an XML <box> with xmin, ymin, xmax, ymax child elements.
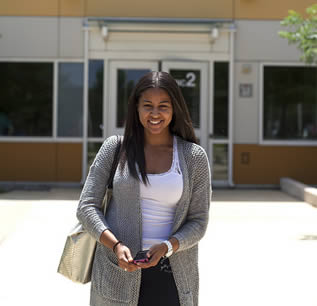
<box><xmin>176</xmin><ymin>136</ymin><xmax>208</xmax><ymax>161</ymax></box>
<box><xmin>102</xmin><ymin>135</ymin><xmax>122</xmax><ymax>147</ymax></box>
<box><xmin>176</xmin><ymin>137</ymin><xmax>210</xmax><ymax>181</ymax></box>
<box><xmin>98</xmin><ymin>135</ymin><xmax>122</xmax><ymax>157</ymax></box>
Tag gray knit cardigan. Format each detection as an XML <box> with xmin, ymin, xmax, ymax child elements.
<box><xmin>77</xmin><ymin>135</ymin><xmax>211</xmax><ymax>306</ymax></box>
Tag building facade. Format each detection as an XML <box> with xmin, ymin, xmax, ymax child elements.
<box><xmin>0</xmin><ymin>0</ymin><xmax>317</xmax><ymax>187</ymax></box>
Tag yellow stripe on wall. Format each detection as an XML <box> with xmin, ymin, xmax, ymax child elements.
<box><xmin>0</xmin><ymin>0</ymin><xmax>315</xmax><ymax>20</ymax></box>
<box><xmin>0</xmin><ymin>0</ymin><xmax>233</xmax><ymax>18</ymax></box>
<box><xmin>60</xmin><ymin>0</ymin><xmax>85</xmax><ymax>17</ymax></box>
<box><xmin>0</xmin><ymin>0</ymin><xmax>59</xmax><ymax>16</ymax></box>
<box><xmin>86</xmin><ymin>0</ymin><xmax>233</xmax><ymax>19</ymax></box>
<box><xmin>235</xmin><ymin>0</ymin><xmax>316</xmax><ymax>20</ymax></box>
<box><xmin>234</xmin><ymin>144</ymin><xmax>317</xmax><ymax>185</ymax></box>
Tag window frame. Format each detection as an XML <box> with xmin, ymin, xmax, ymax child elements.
<box><xmin>260</xmin><ymin>62</ymin><xmax>317</xmax><ymax>146</ymax></box>
<box><xmin>0</xmin><ymin>58</ymin><xmax>84</xmax><ymax>143</ymax></box>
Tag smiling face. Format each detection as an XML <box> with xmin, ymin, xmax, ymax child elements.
<box><xmin>137</xmin><ymin>87</ymin><xmax>173</xmax><ymax>138</ymax></box>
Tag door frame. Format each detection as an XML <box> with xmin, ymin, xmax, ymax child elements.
<box><xmin>84</xmin><ymin>51</ymin><xmax>233</xmax><ymax>186</ymax></box>
<box><xmin>161</xmin><ymin>61</ymin><xmax>209</xmax><ymax>150</ymax></box>
<box><xmin>107</xmin><ymin>60</ymin><xmax>159</xmax><ymax>137</ymax></box>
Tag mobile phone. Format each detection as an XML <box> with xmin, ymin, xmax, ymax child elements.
<box><xmin>133</xmin><ymin>250</ymin><xmax>150</xmax><ymax>264</ymax></box>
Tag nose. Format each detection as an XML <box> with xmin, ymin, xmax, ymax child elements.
<box><xmin>151</xmin><ymin>107</ymin><xmax>159</xmax><ymax>116</ymax></box>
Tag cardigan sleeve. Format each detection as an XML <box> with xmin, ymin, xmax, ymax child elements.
<box><xmin>171</xmin><ymin>145</ymin><xmax>211</xmax><ymax>252</ymax></box>
<box><xmin>76</xmin><ymin>135</ymin><xmax>119</xmax><ymax>243</ymax></box>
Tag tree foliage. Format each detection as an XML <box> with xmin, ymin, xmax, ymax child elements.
<box><xmin>279</xmin><ymin>4</ymin><xmax>317</xmax><ymax>64</ymax></box>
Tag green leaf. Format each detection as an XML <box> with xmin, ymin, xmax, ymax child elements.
<box><xmin>288</xmin><ymin>10</ymin><xmax>300</xmax><ymax>17</ymax></box>
<box><xmin>279</xmin><ymin>5</ymin><xmax>317</xmax><ymax>64</ymax></box>
<box><xmin>278</xmin><ymin>31</ymin><xmax>290</xmax><ymax>38</ymax></box>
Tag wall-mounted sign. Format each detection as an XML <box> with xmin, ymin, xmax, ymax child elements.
<box><xmin>239</xmin><ymin>83</ymin><xmax>253</xmax><ymax>98</ymax></box>
<box><xmin>241</xmin><ymin>152</ymin><xmax>250</xmax><ymax>165</ymax></box>
<box><xmin>175</xmin><ymin>72</ymin><xmax>197</xmax><ymax>88</ymax></box>
<box><xmin>170</xmin><ymin>69</ymin><xmax>200</xmax><ymax>128</ymax></box>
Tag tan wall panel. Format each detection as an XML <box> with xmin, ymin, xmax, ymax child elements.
<box><xmin>60</xmin><ymin>0</ymin><xmax>85</xmax><ymax>17</ymax></box>
<box><xmin>0</xmin><ymin>0</ymin><xmax>58</xmax><ymax>16</ymax></box>
<box><xmin>235</xmin><ymin>0</ymin><xmax>316</xmax><ymax>20</ymax></box>
<box><xmin>1</xmin><ymin>0</ymin><xmax>314</xmax><ymax>19</ymax></box>
<box><xmin>86</xmin><ymin>0</ymin><xmax>233</xmax><ymax>19</ymax></box>
<box><xmin>234</xmin><ymin>144</ymin><xmax>317</xmax><ymax>185</ymax></box>
<box><xmin>56</xmin><ymin>143</ymin><xmax>82</xmax><ymax>182</ymax></box>
<box><xmin>0</xmin><ymin>142</ymin><xmax>82</xmax><ymax>182</ymax></box>
<box><xmin>0</xmin><ymin>143</ymin><xmax>56</xmax><ymax>181</ymax></box>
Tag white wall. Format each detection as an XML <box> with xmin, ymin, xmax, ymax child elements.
<box><xmin>0</xmin><ymin>17</ymin><xmax>58</xmax><ymax>58</ymax></box>
<box><xmin>233</xmin><ymin>20</ymin><xmax>304</xmax><ymax>144</ymax></box>
<box><xmin>234</xmin><ymin>62</ymin><xmax>259</xmax><ymax>144</ymax></box>
<box><xmin>89</xmin><ymin>23</ymin><xmax>230</xmax><ymax>54</ymax></box>
<box><xmin>0</xmin><ymin>17</ymin><xmax>83</xmax><ymax>58</ymax></box>
<box><xmin>235</xmin><ymin>20</ymin><xmax>301</xmax><ymax>61</ymax></box>
<box><xmin>59</xmin><ymin>18</ymin><xmax>83</xmax><ymax>58</ymax></box>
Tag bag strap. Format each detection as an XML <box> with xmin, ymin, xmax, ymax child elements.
<box><xmin>107</xmin><ymin>135</ymin><xmax>122</xmax><ymax>189</ymax></box>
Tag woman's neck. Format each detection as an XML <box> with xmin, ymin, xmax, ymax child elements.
<box><xmin>144</xmin><ymin>131</ymin><xmax>173</xmax><ymax>147</ymax></box>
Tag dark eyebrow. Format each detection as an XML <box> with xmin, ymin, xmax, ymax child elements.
<box><xmin>143</xmin><ymin>99</ymin><xmax>170</xmax><ymax>103</ymax></box>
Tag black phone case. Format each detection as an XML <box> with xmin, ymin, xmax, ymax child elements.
<box><xmin>134</xmin><ymin>250</ymin><xmax>149</xmax><ymax>260</ymax></box>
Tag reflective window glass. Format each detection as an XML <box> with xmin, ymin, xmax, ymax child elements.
<box><xmin>117</xmin><ymin>69</ymin><xmax>150</xmax><ymax>127</ymax></box>
<box><xmin>169</xmin><ymin>70</ymin><xmax>200</xmax><ymax>128</ymax></box>
<box><xmin>58</xmin><ymin>63</ymin><xmax>83</xmax><ymax>137</ymax></box>
<box><xmin>87</xmin><ymin>142</ymin><xmax>102</xmax><ymax>172</ymax></box>
<box><xmin>213</xmin><ymin>144</ymin><xmax>228</xmax><ymax>181</ymax></box>
<box><xmin>88</xmin><ymin>60</ymin><xmax>104</xmax><ymax>137</ymax></box>
<box><xmin>0</xmin><ymin>62</ymin><xmax>53</xmax><ymax>136</ymax></box>
<box><xmin>264</xmin><ymin>66</ymin><xmax>317</xmax><ymax>140</ymax></box>
<box><xmin>214</xmin><ymin>62</ymin><xmax>229</xmax><ymax>138</ymax></box>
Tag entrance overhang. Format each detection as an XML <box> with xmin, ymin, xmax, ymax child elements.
<box><xmin>83</xmin><ymin>17</ymin><xmax>236</xmax><ymax>38</ymax></box>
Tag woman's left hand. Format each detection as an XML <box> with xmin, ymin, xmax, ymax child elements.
<box><xmin>135</xmin><ymin>243</ymin><xmax>168</xmax><ymax>269</ymax></box>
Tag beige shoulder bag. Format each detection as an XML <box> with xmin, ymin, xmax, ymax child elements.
<box><xmin>57</xmin><ymin>136</ymin><xmax>122</xmax><ymax>284</ymax></box>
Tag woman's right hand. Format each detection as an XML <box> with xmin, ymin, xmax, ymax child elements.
<box><xmin>114</xmin><ymin>244</ymin><xmax>140</xmax><ymax>272</ymax></box>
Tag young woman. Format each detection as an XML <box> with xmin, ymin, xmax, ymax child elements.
<box><xmin>77</xmin><ymin>71</ymin><xmax>211</xmax><ymax>306</ymax></box>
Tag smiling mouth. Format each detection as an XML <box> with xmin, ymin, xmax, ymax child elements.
<box><xmin>149</xmin><ymin>120</ymin><xmax>162</xmax><ymax>125</ymax></box>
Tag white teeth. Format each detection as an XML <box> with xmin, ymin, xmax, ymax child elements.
<box><xmin>150</xmin><ymin>120</ymin><xmax>160</xmax><ymax>125</ymax></box>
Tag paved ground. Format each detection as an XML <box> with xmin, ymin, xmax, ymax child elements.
<box><xmin>1</xmin><ymin>188</ymin><xmax>317</xmax><ymax>306</ymax></box>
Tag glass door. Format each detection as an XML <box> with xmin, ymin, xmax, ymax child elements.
<box><xmin>103</xmin><ymin>60</ymin><xmax>231</xmax><ymax>185</ymax></box>
<box><xmin>163</xmin><ymin>61</ymin><xmax>231</xmax><ymax>186</ymax></box>
<box><xmin>211</xmin><ymin>62</ymin><xmax>230</xmax><ymax>185</ymax></box>
<box><xmin>161</xmin><ymin>61</ymin><xmax>209</xmax><ymax>151</ymax></box>
<box><xmin>108</xmin><ymin>61</ymin><xmax>159</xmax><ymax>136</ymax></box>
<box><xmin>87</xmin><ymin>59</ymin><xmax>231</xmax><ymax>185</ymax></box>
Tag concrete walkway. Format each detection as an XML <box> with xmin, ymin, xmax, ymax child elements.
<box><xmin>1</xmin><ymin>189</ymin><xmax>317</xmax><ymax>306</ymax></box>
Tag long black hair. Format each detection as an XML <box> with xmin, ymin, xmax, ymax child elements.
<box><xmin>120</xmin><ymin>71</ymin><xmax>197</xmax><ymax>184</ymax></box>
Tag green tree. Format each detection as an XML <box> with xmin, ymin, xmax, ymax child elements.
<box><xmin>279</xmin><ymin>4</ymin><xmax>317</xmax><ymax>64</ymax></box>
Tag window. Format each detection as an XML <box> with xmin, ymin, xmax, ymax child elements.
<box><xmin>87</xmin><ymin>142</ymin><xmax>102</xmax><ymax>170</ymax></box>
<box><xmin>88</xmin><ymin>60</ymin><xmax>104</xmax><ymax>137</ymax></box>
<box><xmin>0</xmin><ymin>62</ymin><xmax>53</xmax><ymax>137</ymax></box>
<box><xmin>58</xmin><ymin>63</ymin><xmax>84</xmax><ymax>137</ymax></box>
<box><xmin>169</xmin><ymin>69</ymin><xmax>201</xmax><ymax>129</ymax></box>
<box><xmin>214</xmin><ymin>62</ymin><xmax>229</xmax><ymax>138</ymax></box>
<box><xmin>117</xmin><ymin>69</ymin><xmax>150</xmax><ymax>128</ymax></box>
<box><xmin>263</xmin><ymin>66</ymin><xmax>317</xmax><ymax>140</ymax></box>
<box><xmin>213</xmin><ymin>144</ymin><xmax>228</xmax><ymax>181</ymax></box>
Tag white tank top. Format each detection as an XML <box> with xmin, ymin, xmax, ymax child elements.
<box><xmin>140</xmin><ymin>136</ymin><xmax>183</xmax><ymax>250</ymax></box>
